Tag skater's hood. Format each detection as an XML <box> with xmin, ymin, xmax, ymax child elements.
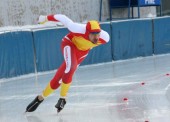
<box><xmin>86</xmin><ymin>20</ymin><xmax>101</xmax><ymax>34</ymax></box>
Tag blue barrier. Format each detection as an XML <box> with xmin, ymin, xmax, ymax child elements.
<box><xmin>1</xmin><ymin>17</ymin><xmax>170</xmax><ymax>79</ymax></box>
<box><xmin>81</xmin><ymin>23</ymin><xmax>112</xmax><ymax>65</ymax></box>
<box><xmin>153</xmin><ymin>17</ymin><xmax>170</xmax><ymax>54</ymax></box>
<box><xmin>111</xmin><ymin>19</ymin><xmax>153</xmax><ymax>60</ymax></box>
<box><xmin>32</xmin><ymin>28</ymin><xmax>69</xmax><ymax>72</ymax></box>
<box><xmin>0</xmin><ymin>31</ymin><xmax>35</xmax><ymax>78</ymax></box>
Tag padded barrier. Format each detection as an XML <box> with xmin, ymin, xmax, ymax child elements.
<box><xmin>153</xmin><ymin>17</ymin><xmax>170</xmax><ymax>54</ymax></box>
<box><xmin>32</xmin><ymin>28</ymin><xmax>68</xmax><ymax>72</ymax></box>
<box><xmin>1</xmin><ymin>17</ymin><xmax>170</xmax><ymax>79</ymax></box>
<box><xmin>111</xmin><ymin>19</ymin><xmax>153</xmax><ymax>60</ymax></box>
<box><xmin>0</xmin><ymin>31</ymin><xmax>35</xmax><ymax>78</ymax></box>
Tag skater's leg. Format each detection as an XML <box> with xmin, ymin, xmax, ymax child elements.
<box><xmin>50</xmin><ymin>63</ymin><xmax>66</xmax><ymax>89</ymax></box>
<box><xmin>58</xmin><ymin>39</ymin><xmax>87</xmax><ymax>98</ymax></box>
<box><xmin>59</xmin><ymin>50</ymin><xmax>88</xmax><ymax>98</ymax></box>
<box><xmin>60</xmin><ymin>45</ymin><xmax>78</xmax><ymax>98</ymax></box>
<box><xmin>55</xmin><ymin>45</ymin><xmax>78</xmax><ymax>112</ymax></box>
<box><xmin>26</xmin><ymin>62</ymin><xmax>66</xmax><ymax>112</ymax></box>
<box><xmin>42</xmin><ymin>63</ymin><xmax>66</xmax><ymax>97</ymax></box>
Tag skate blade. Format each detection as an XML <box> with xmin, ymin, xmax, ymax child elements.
<box><xmin>57</xmin><ymin>109</ymin><xmax>60</xmax><ymax>113</ymax></box>
<box><xmin>57</xmin><ymin>108</ymin><xmax>62</xmax><ymax>114</ymax></box>
<box><xmin>25</xmin><ymin>109</ymin><xmax>30</xmax><ymax>113</ymax></box>
<box><xmin>25</xmin><ymin>110</ymin><xmax>28</xmax><ymax>113</ymax></box>
<box><xmin>23</xmin><ymin>111</ymin><xmax>29</xmax><ymax>115</ymax></box>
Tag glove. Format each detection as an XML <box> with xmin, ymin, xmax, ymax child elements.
<box><xmin>38</xmin><ymin>15</ymin><xmax>48</xmax><ymax>24</ymax></box>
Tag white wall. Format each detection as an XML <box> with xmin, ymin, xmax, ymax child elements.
<box><xmin>0</xmin><ymin>0</ymin><xmax>156</xmax><ymax>27</ymax></box>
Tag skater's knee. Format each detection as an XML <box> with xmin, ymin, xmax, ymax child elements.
<box><xmin>50</xmin><ymin>79</ymin><xmax>61</xmax><ymax>89</ymax></box>
<box><xmin>62</xmin><ymin>67</ymin><xmax>77</xmax><ymax>84</ymax></box>
<box><xmin>62</xmin><ymin>76</ymin><xmax>73</xmax><ymax>84</ymax></box>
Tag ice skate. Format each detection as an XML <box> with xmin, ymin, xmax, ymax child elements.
<box><xmin>55</xmin><ymin>98</ymin><xmax>66</xmax><ymax>113</ymax></box>
<box><xmin>26</xmin><ymin>96</ymin><xmax>44</xmax><ymax>112</ymax></box>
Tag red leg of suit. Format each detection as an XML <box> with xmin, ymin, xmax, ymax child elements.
<box><xmin>50</xmin><ymin>39</ymin><xmax>89</xmax><ymax>89</ymax></box>
<box><xmin>50</xmin><ymin>63</ymin><xmax>66</xmax><ymax>89</ymax></box>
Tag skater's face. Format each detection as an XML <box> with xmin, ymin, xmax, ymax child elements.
<box><xmin>89</xmin><ymin>32</ymin><xmax>100</xmax><ymax>44</ymax></box>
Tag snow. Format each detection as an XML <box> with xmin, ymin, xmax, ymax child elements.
<box><xmin>0</xmin><ymin>22</ymin><xmax>64</xmax><ymax>33</ymax></box>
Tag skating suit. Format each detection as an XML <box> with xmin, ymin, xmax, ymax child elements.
<box><xmin>42</xmin><ymin>14</ymin><xmax>110</xmax><ymax>97</ymax></box>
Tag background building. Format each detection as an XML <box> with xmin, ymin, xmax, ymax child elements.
<box><xmin>0</xmin><ymin>0</ymin><xmax>168</xmax><ymax>27</ymax></box>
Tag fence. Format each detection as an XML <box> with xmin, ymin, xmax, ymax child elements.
<box><xmin>0</xmin><ymin>17</ymin><xmax>170</xmax><ymax>79</ymax></box>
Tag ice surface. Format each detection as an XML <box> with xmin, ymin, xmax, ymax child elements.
<box><xmin>0</xmin><ymin>54</ymin><xmax>170</xmax><ymax>122</ymax></box>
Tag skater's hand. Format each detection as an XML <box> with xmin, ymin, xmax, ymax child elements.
<box><xmin>38</xmin><ymin>15</ymin><xmax>48</xmax><ymax>24</ymax></box>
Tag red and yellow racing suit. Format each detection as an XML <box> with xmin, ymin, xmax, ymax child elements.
<box><xmin>42</xmin><ymin>14</ymin><xmax>110</xmax><ymax>98</ymax></box>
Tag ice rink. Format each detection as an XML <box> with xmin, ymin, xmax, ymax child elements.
<box><xmin>1</xmin><ymin>54</ymin><xmax>170</xmax><ymax>122</ymax></box>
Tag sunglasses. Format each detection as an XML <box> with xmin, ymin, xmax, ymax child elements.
<box><xmin>90</xmin><ymin>32</ymin><xmax>100</xmax><ymax>34</ymax></box>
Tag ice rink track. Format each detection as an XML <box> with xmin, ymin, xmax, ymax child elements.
<box><xmin>0</xmin><ymin>54</ymin><xmax>170</xmax><ymax>122</ymax></box>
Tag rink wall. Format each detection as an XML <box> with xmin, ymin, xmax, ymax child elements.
<box><xmin>111</xmin><ymin>19</ymin><xmax>153</xmax><ymax>60</ymax></box>
<box><xmin>1</xmin><ymin>17</ymin><xmax>170</xmax><ymax>79</ymax></box>
<box><xmin>32</xmin><ymin>28</ymin><xmax>68</xmax><ymax>72</ymax></box>
<box><xmin>153</xmin><ymin>17</ymin><xmax>170</xmax><ymax>54</ymax></box>
<box><xmin>0</xmin><ymin>31</ymin><xmax>35</xmax><ymax>78</ymax></box>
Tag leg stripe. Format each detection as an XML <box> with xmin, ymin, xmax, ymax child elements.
<box><xmin>64</xmin><ymin>46</ymin><xmax>71</xmax><ymax>73</ymax></box>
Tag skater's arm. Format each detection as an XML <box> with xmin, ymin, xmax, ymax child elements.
<box><xmin>99</xmin><ymin>30</ymin><xmax>110</xmax><ymax>44</ymax></box>
<box><xmin>39</xmin><ymin>14</ymin><xmax>86</xmax><ymax>34</ymax></box>
<box><xmin>47</xmin><ymin>14</ymin><xmax>72</xmax><ymax>26</ymax></box>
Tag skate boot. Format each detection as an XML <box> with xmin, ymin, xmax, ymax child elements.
<box><xmin>26</xmin><ymin>96</ymin><xmax>44</xmax><ymax>112</ymax></box>
<box><xmin>55</xmin><ymin>98</ymin><xmax>66</xmax><ymax>113</ymax></box>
